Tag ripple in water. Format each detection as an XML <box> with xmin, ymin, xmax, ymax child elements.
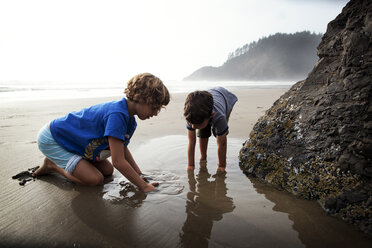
<box><xmin>101</xmin><ymin>135</ymin><xmax>243</xmax><ymax>206</ymax></box>
<box><xmin>102</xmin><ymin>170</ymin><xmax>184</xmax><ymax>206</ymax></box>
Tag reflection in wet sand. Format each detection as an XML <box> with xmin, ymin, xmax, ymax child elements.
<box><xmin>102</xmin><ymin>177</ymin><xmax>147</xmax><ymax>207</ymax></box>
<box><xmin>5</xmin><ymin>135</ymin><xmax>370</xmax><ymax>247</ymax></box>
<box><xmin>132</xmin><ymin>135</ymin><xmax>371</xmax><ymax>247</ymax></box>
<box><xmin>102</xmin><ymin>171</ymin><xmax>184</xmax><ymax>204</ymax></box>
<box><xmin>249</xmin><ymin>177</ymin><xmax>371</xmax><ymax>248</ymax></box>
<box><xmin>71</xmin><ymin>185</ymin><xmax>140</xmax><ymax>246</ymax></box>
<box><xmin>179</xmin><ymin>164</ymin><xmax>235</xmax><ymax>247</ymax></box>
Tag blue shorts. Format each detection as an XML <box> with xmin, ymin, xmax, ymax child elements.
<box><xmin>37</xmin><ymin>123</ymin><xmax>82</xmax><ymax>174</ymax></box>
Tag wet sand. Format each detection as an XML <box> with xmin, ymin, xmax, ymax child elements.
<box><xmin>1</xmin><ymin>89</ymin><xmax>371</xmax><ymax>247</ymax></box>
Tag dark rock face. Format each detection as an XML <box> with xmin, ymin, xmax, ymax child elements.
<box><xmin>239</xmin><ymin>0</ymin><xmax>372</xmax><ymax>235</ymax></box>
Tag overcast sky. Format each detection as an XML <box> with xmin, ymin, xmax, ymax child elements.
<box><xmin>0</xmin><ymin>0</ymin><xmax>348</xmax><ymax>82</ymax></box>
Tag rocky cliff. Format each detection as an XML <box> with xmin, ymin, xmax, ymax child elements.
<box><xmin>239</xmin><ymin>0</ymin><xmax>372</xmax><ymax>235</ymax></box>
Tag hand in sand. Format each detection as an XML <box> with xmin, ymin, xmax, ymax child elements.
<box><xmin>141</xmin><ymin>182</ymin><xmax>159</xmax><ymax>193</ymax></box>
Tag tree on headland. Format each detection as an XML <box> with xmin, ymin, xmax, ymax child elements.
<box><xmin>184</xmin><ymin>31</ymin><xmax>322</xmax><ymax>81</ymax></box>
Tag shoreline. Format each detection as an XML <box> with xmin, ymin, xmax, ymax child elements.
<box><xmin>0</xmin><ymin>88</ymin><xmax>288</xmax><ymax>144</ymax></box>
<box><xmin>1</xmin><ymin>87</ymin><xmax>371</xmax><ymax>247</ymax></box>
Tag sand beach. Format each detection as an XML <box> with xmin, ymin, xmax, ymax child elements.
<box><xmin>1</xmin><ymin>89</ymin><xmax>371</xmax><ymax>247</ymax></box>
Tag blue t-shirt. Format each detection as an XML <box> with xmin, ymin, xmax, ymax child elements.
<box><xmin>50</xmin><ymin>98</ymin><xmax>136</xmax><ymax>161</ymax></box>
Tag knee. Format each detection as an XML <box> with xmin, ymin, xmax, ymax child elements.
<box><xmin>92</xmin><ymin>174</ymin><xmax>104</xmax><ymax>185</ymax></box>
<box><xmin>102</xmin><ymin>163</ymin><xmax>114</xmax><ymax>177</ymax></box>
<box><xmin>93</xmin><ymin>160</ymin><xmax>114</xmax><ymax>177</ymax></box>
<box><xmin>83</xmin><ymin>173</ymin><xmax>104</xmax><ymax>186</ymax></box>
<box><xmin>105</xmin><ymin>166</ymin><xmax>114</xmax><ymax>177</ymax></box>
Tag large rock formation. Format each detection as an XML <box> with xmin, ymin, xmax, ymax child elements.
<box><xmin>239</xmin><ymin>0</ymin><xmax>372</xmax><ymax>235</ymax></box>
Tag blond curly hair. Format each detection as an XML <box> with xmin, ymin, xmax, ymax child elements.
<box><xmin>124</xmin><ymin>73</ymin><xmax>170</xmax><ymax>111</ymax></box>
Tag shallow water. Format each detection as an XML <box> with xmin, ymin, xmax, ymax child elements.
<box><xmin>99</xmin><ymin>135</ymin><xmax>371</xmax><ymax>247</ymax></box>
<box><xmin>0</xmin><ymin>80</ymin><xmax>293</xmax><ymax>103</ymax></box>
<box><xmin>1</xmin><ymin>135</ymin><xmax>371</xmax><ymax>248</ymax></box>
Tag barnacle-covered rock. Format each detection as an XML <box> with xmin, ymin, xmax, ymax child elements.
<box><xmin>239</xmin><ymin>0</ymin><xmax>372</xmax><ymax>236</ymax></box>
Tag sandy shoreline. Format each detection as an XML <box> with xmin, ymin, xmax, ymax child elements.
<box><xmin>0</xmin><ymin>88</ymin><xmax>286</xmax><ymax>146</ymax></box>
<box><xmin>1</xmin><ymin>88</ymin><xmax>371</xmax><ymax>247</ymax></box>
<box><xmin>133</xmin><ymin>89</ymin><xmax>287</xmax><ymax>144</ymax></box>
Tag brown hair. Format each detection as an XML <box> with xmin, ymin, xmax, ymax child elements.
<box><xmin>124</xmin><ymin>73</ymin><xmax>170</xmax><ymax>111</ymax></box>
<box><xmin>184</xmin><ymin>90</ymin><xmax>213</xmax><ymax>124</ymax></box>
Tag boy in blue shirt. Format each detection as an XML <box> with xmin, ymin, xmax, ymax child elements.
<box><xmin>184</xmin><ymin>87</ymin><xmax>238</xmax><ymax>172</ymax></box>
<box><xmin>34</xmin><ymin>73</ymin><xmax>169</xmax><ymax>193</ymax></box>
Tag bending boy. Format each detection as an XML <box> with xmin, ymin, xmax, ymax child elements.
<box><xmin>34</xmin><ymin>73</ymin><xmax>169</xmax><ymax>192</ymax></box>
<box><xmin>184</xmin><ymin>87</ymin><xmax>238</xmax><ymax>172</ymax></box>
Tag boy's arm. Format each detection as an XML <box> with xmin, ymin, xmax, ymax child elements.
<box><xmin>187</xmin><ymin>130</ymin><xmax>196</xmax><ymax>169</ymax></box>
<box><xmin>109</xmin><ymin>136</ymin><xmax>155</xmax><ymax>192</ymax></box>
<box><xmin>216</xmin><ymin>133</ymin><xmax>227</xmax><ymax>170</ymax></box>
<box><xmin>124</xmin><ymin>146</ymin><xmax>142</xmax><ymax>174</ymax></box>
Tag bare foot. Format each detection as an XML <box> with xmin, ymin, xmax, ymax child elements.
<box><xmin>187</xmin><ymin>165</ymin><xmax>195</xmax><ymax>171</ymax></box>
<box><xmin>33</xmin><ymin>158</ymin><xmax>57</xmax><ymax>177</ymax></box>
<box><xmin>217</xmin><ymin>167</ymin><xmax>226</xmax><ymax>173</ymax></box>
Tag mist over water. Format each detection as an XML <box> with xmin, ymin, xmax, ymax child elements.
<box><xmin>0</xmin><ymin>80</ymin><xmax>294</xmax><ymax>103</ymax></box>
<box><xmin>166</xmin><ymin>80</ymin><xmax>294</xmax><ymax>93</ymax></box>
<box><xmin>0</xmin><ymin>80</ymin><xmax>124</xmax><ymax>102</ymax></box>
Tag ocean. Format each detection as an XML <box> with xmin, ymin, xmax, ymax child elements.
<box><xmin>0</xmin><ymin>80</ymin><xmax>294</xmax><ymax>103</ymax></box>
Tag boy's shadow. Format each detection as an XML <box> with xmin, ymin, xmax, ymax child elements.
<box><xmin>38</xmin><ymin>174</ymin><xmax>147</xmax><ymax>245</ymax></box>
<box><xmin>179</xmin><ymin>164</ymin><xmax>235</xmax><ymax>248</ymax></box>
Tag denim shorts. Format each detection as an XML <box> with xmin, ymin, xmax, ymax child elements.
<box><xmin>37</xmin><ymin>123</ymin><xmax>82</xmax><ymax>174</ymax></box>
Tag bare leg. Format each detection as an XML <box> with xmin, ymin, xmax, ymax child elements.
<box><xmin>34</xmin><ymin>157</ymin><xmax>106</xmax><ymax>186</ymax></box>
<box><xmin>33</xmin><ymin>157</ymin><xmax>84</xmax><ymax>185</ymax></box>
<box><xmin>199</xmin><ymin>137</ymin><xmax>209</xmax><ymax>161</ymax></box>
<box><xmin>93</xmin><ymin>159</ymin><xmax>114</xmax><ymax>177</ymax></box>
<box><xmin>72</xmin><ymin>159</ymin><xmax>106</xmax><ymax>186</ymax></box>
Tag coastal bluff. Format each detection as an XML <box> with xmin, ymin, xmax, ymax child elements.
<box><xmin>184</xmin><ymin>31</ymin><xmax>321</xmax><ymax>82</ymax></box>
<box><xmin>239</xmin><ymin>0</ymin><xmax>372</xmax><ymax>235</ymax></box>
